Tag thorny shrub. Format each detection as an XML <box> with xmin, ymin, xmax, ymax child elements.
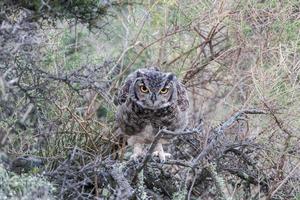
<box><xmin>0</xmin><ymin>1</ymin><xmax>300</xmax><ymax>199</ymax></box>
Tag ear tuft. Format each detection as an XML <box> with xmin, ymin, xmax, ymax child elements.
<box><xmin>166</xmin><ymin>73</ymin><xmax>175</xmax><ymax>81</ymax></box>
<box><xmin>149</xmin><ymin>66</ymin><xmax>160</xmax><ymax>71</ymax></box>
<box><xmin>136</xmin><ymin>70</ymin><xmax>144</xmax><ymax>77</ymax></box>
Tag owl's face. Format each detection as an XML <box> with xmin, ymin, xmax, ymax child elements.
<box><xmin>130</xmin><ymin>69</ymin><xmax>177</xmax><ymax>109</ymax></box>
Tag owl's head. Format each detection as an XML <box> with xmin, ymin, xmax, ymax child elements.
<box><xmin>129</xmin><ymin>68</ymin><xmax>178</xmax><ymax>109</ymax></box>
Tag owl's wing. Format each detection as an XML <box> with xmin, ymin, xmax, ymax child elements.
<box><xmin>176</xmin><ymin>82</ymin><xmax>189</xmax><ymax>111</ymax></box>
<box><xmin>116</xmin><ymin>69</ymin><xmax>144</xmax><ymax>105</ymax></box>
<box><xmin>116</xmin><ymin>78</ymin><xmax>133</xmax><ymax>105</ymax></box>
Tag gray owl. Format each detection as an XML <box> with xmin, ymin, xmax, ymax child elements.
<box><xmin>116</xmin><ymin>68</ymin><xmax>189</xmax><ymax>162</ymax></box>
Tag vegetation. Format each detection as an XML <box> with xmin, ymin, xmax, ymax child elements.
<box><xmin>0</xmin><ymin>0</ymin><xmax>299</xmax><ymax>199</ymax></box>
<box><xmin>0</xmin><ymin>164</ymin><xmax>55</xmax><ymax>199</ymax></box>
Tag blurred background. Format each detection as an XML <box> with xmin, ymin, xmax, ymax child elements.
<box><xmin>0</xmin><ymin>0</ymin><xmax>299</xmax><ymax>199</ymax></box>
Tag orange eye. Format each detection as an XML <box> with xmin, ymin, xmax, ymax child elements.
<box><xmin>140</xmin><ymin>85</ymin><xmax>149</xmax><ymax>93</ymax></box>
<box><xmin>160</xmin><ymin>88</ymin><xmax>169</xmax><ymax>94</ymax></box>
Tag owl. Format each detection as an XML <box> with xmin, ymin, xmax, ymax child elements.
<box><xmin>116</xmin><ymin>67</ymin><xmax>189</xmax><ymax>162</ymax></box>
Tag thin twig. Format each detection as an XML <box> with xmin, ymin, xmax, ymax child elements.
<box><xmin>207</xmin><ymin>162</ymin><xmax>231</xmax><ymax>200</ymax></box>
<box><xmin>191</xmin><ymin>109</ymin><xmax>268</xmax><ymax>168</ymax></box>
<box><xmin>136</xmin><ymin>128</ymin><xmax>200</xmax><ymax>173</ymax></box>
<box><xmin>270</xmin><ymin>161</ymin><xmax>300</xmax><ymax>198</ymax></box>
<box><xmin>136</xmin><ymin>129</ymin><xmax>165</xmax><ymax>173</ymax></box>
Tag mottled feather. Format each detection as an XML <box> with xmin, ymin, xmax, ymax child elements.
<box><xmin>115</xmin><ymin>68</ymin><xmax>190</xmax><ymax>161</ymax></box>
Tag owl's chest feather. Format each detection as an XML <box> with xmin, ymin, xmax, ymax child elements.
<box><xmin>134</xmin><ymin>100</ymin><xmax>175</xmax><ymax>115</ymax></box>
<box><xmin>126</xmin><ymin>100</ymin><xmax>177</xmax><ymax>125</ymax></box>
<box><xmin>117</xmin><ymin>99</ymin><xmax>187</xmax><ymax>136</ymax></box>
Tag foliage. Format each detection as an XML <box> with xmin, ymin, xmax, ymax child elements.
<box><xmin>0</xmin><ymin>0</ymin><xmax>122</xmax><ymax>28</ymax></box>
<box><xmin>0</xmin><ymin>164</ymin><xmax>55</xmax><ymax>200</ymax></box>
<box><xmin>0</xmin><ymin>0</ymin><xmax>300</xmax><ymax>199</ymax></box>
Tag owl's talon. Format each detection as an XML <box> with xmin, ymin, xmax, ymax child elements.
<box><xmin>130</xmin><ymin>152</ymin><xmax>145</xmax><ymax>162</ymax></box>
<box><xmin>161</xmin><ymin>153</ymin><xmax>172</xmax><ymax>163</ymax></box>
<box><xmin>130</xmin><ymin>154</ymin><xmax>141</xmax><ymax>162</ymax></box>
<box><xmin>152</xmin><ymin>151</ymin><xmax>172</xmax><ymax>163</ymax></box>
<box><xmin>152</xmin><ymin>151</ymin><xmax>159</xmax><ymax>157</ymax></box>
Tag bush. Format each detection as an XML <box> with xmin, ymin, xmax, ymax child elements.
<box><xmin>0</xmin><ymin>164</ymin><xmax>55</xmax><ymax>200</ymax></box>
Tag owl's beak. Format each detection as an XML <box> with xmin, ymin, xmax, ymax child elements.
<box><xmin>150</xmin><ymin>93</ymin><xmax>157</xmax><ymax>104</ymax></box>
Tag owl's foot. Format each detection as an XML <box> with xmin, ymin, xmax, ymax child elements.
<box><xmin>130</xmin><ymin>143</ymin><xmax>145</xmax><ymax>162</ymax></box>
<box><xmin>130</xmin><ymin>152</ymin><xmax>145</xmax><ymax>162</ymax></box>
<box><xmin>152</xmin><ymin>150</ymin><xmax>171</xmax><ymax>163</ymax></box>
<box><xmin>152</xmin><ymin>143</ymin><xmax>171</xmax><ymax>163</ymax></box>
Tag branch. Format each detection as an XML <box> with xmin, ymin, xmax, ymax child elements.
<box><xmin>136</xmin><ymin>129</ymin><xmax>165</xmax><ymax>173</ymax></box>
<box><xmin>191</xmin><ymin>109</ymin><xmax>268</xmax><ymax>168</ymax></box>
<box><xmin>207</xmin><ymin>163</ymin><xmax>231</xmax><ymax>200</ymax></box>
<box><xmin>136</xmin><ymin>127</ymin><xmax>202</xmax><ymax>173</ymax></box>
<box><xmin>110</xmin><ymin>164</ymin><xmax>135</xmax><ymax>200</ymax></box>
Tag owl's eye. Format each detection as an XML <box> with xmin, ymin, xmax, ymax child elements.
<box><xmin>140</xmin><ymin>85</ymin><xmax>149</xmax><ymax>93</ymax></box>
<box><xmin>160</xmin><ymin>88</ymin><xmax>169</xmax><ymax>94</ymax></box>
